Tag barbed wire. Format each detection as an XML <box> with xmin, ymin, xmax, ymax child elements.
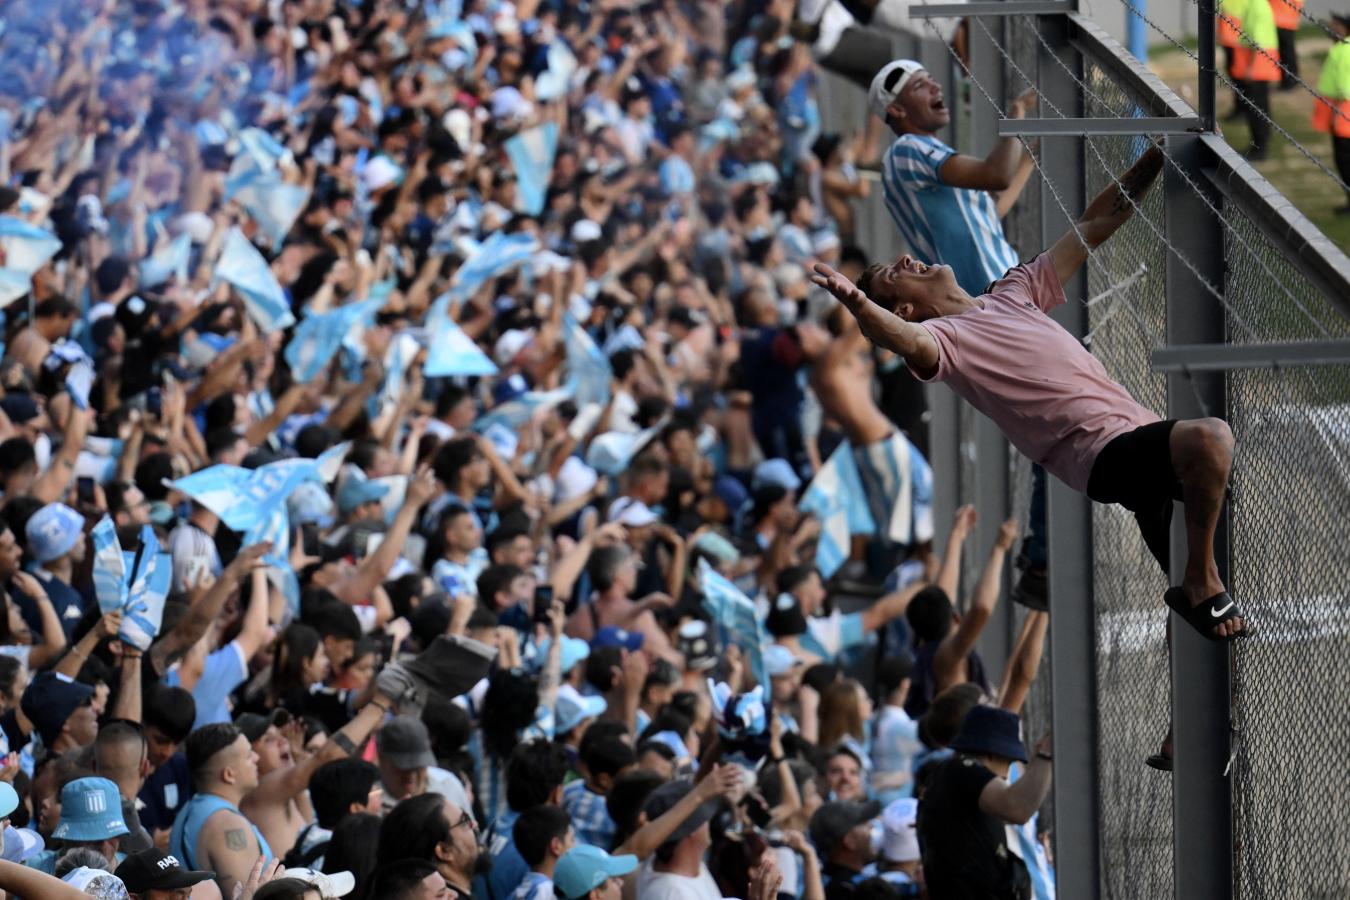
<box><xmin>1007</xmin><ymin>15</ymin><xmax>1337</xmax><ymax>338</ymax></box>
<box><xmin>1117</xmin><ymin>0</ymin><xmax>1350</xmax><ymax>195</ymax></box>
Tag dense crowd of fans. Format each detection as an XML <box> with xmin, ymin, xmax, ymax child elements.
<box><xmin>0</xmin><ymin>0</ymin><xmax>1059</xmax><ymax>898</ymax></box>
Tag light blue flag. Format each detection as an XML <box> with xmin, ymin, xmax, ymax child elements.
<box><xmin>0</xmin><ymin>215</ymin><xmax>62</xmax><ymax>274</ymax></box>
<box><xmin>213</xmin><ymin>227</ymin><xmax>295</xmax><ymax>332</ymax></box>
<box><xmin>139</xmin><ymin>233</ymin><xmax>192</xmax><ymax>288</ymax></box>
<box><xmin>799</xmin><ymin>443</ymin><xmax>874</xmax><ymax>579</ymax></box>
<box><xmin>121</xmin><ymin>527</ymin><xmax>170</xmax><ymax>651</ymax></box>
<box><xmin>534</xmin><ymin>42</ymin><xmax>578</xmax><ymax>102</ymax></box>
<box><xmin>234</xmin><ymin>177</ymin><xmax>309</xmax><ymax>250</ymax></box>
<box><xmin>252</xmin><ymin>505</ymin><xmax>300</xmax><ymax>616</ymax></box>
<box><xmin>0</xmin><ymin>268</ymin><xmax>30</xmax><ymax>307</ymax></box>
<box><xmin>449</xmin><ymin>231</ymin><xmax>539</xmax><ymax>298</ymax></box>
<box><xmin>423</xmin><ymin>293</ymin><xmax>498</xmax><ymax>377</ymax></box>
<box><xmin>505</xmin><ymin>122</ymin><xmax>558</xmax><ymax>216</ymax></box>
<box><xmin>602</xmin><ymin>324</ymin><xmax>644</xmax><ymax>356</ymax></box>
<box><xmin>373</xmin><ymin>331</ymin><xmax>421</xmax><ymax>422</ymax></box>
<box><xmin>474</xmin><ymin>386</ymin><xmax>573</xmax><ymax>436</ymax></box>
<box><xmin>285</xmin><ymin>298</ymin><xmax>382</xmax><ymax>384</ymax></box>
<box><xmin>562</xmin><ymin>312</ymin><xmax>610</xmax><ymax>407</ymax></box>
<box><xmin>698</xmin><ymin>558</ymin><xmax>768</xmax><ymax>688</ymax></box>
<box><xmin>90</xmin><ymin>517</ymin><xmax>126</xmax><ymax>615</ymax></box>
<box><xmin>65</xmin><ymin>361</ymin><xmax>94</xmax><ymax>411</ymax></box>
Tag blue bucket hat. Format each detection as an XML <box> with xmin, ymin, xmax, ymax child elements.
<box><xmin>948</xmin><ymin>706</ymin><xmax>1029</xmax><ymax>763</ymax></box>
<box><xmin>25</xmin><ymin>502</ymin><xmax>84</xmax><ymax>563</ymax></box>
<box><xmin>336</xmin><ymin>471</ymin><xmax>390</xmax><ymax>514</ymax></box>
<box><xmin>52</xmin><ymin>778</ymin><xmax>129</xmax><ymax>842</ymax></box>
<box><xmin>593</xmin><ymin>626</ymin><xmax>644</xmax><ymax>652</ymax></box>
<box><xmin>554</xmin><ymin>845</ymin><xmax>638</xmax><ymax>900</ymax></box>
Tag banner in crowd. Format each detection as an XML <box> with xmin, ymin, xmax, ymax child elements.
<box><xmin>285</xmin><ymin>298</ymin><xmax>383</xmax><ymax>384</ymax></box>
<box><xmin>90</xmin><ymin>518</ymin><xmax>172</xmax><ymax>652</ymax></box>
<box><xmin>0</xmin><ymin>214</ymin><xmax>62</xmax><ymax>274</ymax></box>
<box><xmin>448</xmin><ymin>231</ymin><xmax>539</xmax><ymax>300</ymax></box>
<box><xmin>799</xmin><ymin>443</ymin><xmax>874</xmax><ymax>578</ymax></box>
<box><xmin>139</xmin><ymin>232</ymin><xmax>192</xmax><ymax>288</ymax></box>
<box><xmin>562</xmin><ymin>312</ymin><xmax>611</xmax><ymax>408</ymax></box>
<box><xmin>698</xmin><ymin>558</ymin><xmax>767</xmax><ymax>688</ymax></box>
<box><xmin>213</xmin><ymin>228</ymin><xmax>296</xmax><ymax>332</ymax></box>
<box><xmin>424</xmin><ymin>292</ymin><xmax>499</xmax><ymax>377</ymax></box>
<box><xmin>505</xmin><ymin>122</ymin><xmax>559</xmax><ymax>216</ymax></box>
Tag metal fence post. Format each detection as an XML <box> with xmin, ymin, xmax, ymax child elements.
<box><xmin>968</xmin><ymin>3</ymin><xmax>1014</xmax><ymax>674</ymax></box>
<box><xmin>1036</xmin><ymin>12</ymin><xmax>1102</xmax><ymax>899</ymax></box>
<box><xmin>1163</xmin><ymin>134</ymin><xmax>1234</xmax><ymax>900</ymax></box>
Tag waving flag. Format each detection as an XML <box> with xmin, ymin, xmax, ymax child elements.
<box><xmin>534</xmin><ymin>42</ymin><xmax>578</xmax><ymax>102</ymax></box>
<box><xmin>285</xmin><ymin>298</ymin><xmax>382</xmax><ymax>384</ymax></box>
<box><xmin>372</xmin><ymin>331</ymin><xmax>422</xmax><ymax>422</ymax></box>
<box><xmin>562</xmin><ymin>313</ymin><xmax>610</xmax><ymax>407</ymax></box>
<box><xmin>505</xmin><ymin>122</ymin><xmax>558</xmax><ymax>216</ymax></box>
<box><xmin>234</xmin><ymin>178</ymin><xmax>309</xmax><ymax>250</ymax></box>
<box><xmin>0</xmin><ymin>268</ymin><xmax>30</xmax><ymax>307</ymax></box>
<box><xmin>65</xmin><ymin>360</ymin><xmax>94</xmax><ymax>411</ymax></box>
<box><xmin>213</xmin><ymin>228</ymin><xmax>295</xmax><ymax>332</ymax></box>
<box><xmin>89</xmin><ymin>518</ymin><xmax>171</xmax><ymax>651</ymax></box>
<box><xmin>799</xmin><ymin>443</ymin><xmax>873</xmax><ymax>579</ymax></box>
<box><xmin>449</xmin><ymin>231</ymin><xmax>539</xmax><ymax>299</ymax></box>
<box><xmin>474</xmin><ymin>386</ymin><xmax>573</xmax><ymax>436</ymax></box>
<box><xmin>139</xmin><ymin>232</ymin><xmax>193</xmax><ymax>289</ymax></box>
<box><xmin>0</xmin><ymin>215</ymin><xmax>62</xmax><ymax>274</ymax></box>
<box><xmin>423</xmin><ymin>293</ymin><xmax>498</xmax><ymax>377</ymax></box>
<box><xmin>699</xmin><ymin>558</ymin><xmax>768</xmax><ymax>688</ymax></box>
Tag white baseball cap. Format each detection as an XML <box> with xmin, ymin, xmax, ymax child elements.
<box><xmin>881</xmin><ymin>797</ymin><xmax>921</xmax><ymax>863</ymax></box>
<box><xmin>607</xmin><ymin>496</ymin><xmax>658</xmax><ymax>527</ymax></box>
<box><xmin>286</xmin><ymin>868</ymin><xmax>357</xmax><ymax>898</ymax></box>
<box><xmin>869</xmin><ymin>59</ymin><xmax>925</xmax><ymax>121</ymax></box>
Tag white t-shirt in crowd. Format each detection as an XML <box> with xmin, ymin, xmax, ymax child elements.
<box><xmin>636</xmin><ymin>858</ymin><xmax>722</xmax><ymax>900</ymax></box>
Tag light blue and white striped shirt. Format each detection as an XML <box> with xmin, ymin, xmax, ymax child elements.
<box><xmin>881</xmin><ymin>134</ymin><xmax>1020</xmax><ymax>297</ymax></box>
<box><xmin>562</xmin><ymin>779</ymin><xmax>617</xmax><ymax>849</ymax></box>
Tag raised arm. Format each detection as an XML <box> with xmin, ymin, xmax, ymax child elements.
<box><xmin>998</xmin><ymin>610</ymin><xmax>1048</xmax><ymax>714</ymax></box>
<box><xmin>1049</xmin><ymin>144</ymin><xmax>1164</xmax><ymax>286</ymax></box>
<box><xmin>937</xmin><ymin>89</ymin><xmax>1037</xmax><ymax>192</ymax></box>
<box><xmin>810</xmin><ymin>264</ymin><xmax>939</xmax><ymax>374</ymax></box>
<box><xmin>977</xmin><ymin>732</ymin><xmax>1053</xmax><ymax>824</ymax></box>
<box><xmin>149</xmin><ymin>543</ymin><xmax>268</xmax><ymax>678</ymax></box>
<box><xmin>933</xmin><ymin>519</ymin><xmax>1017</xmax><ymax>694</ymax></box>
<box><xmin>936</xmin><ymin>505</ymin><xmax>977</xmax><ymax>601</ymax></box>
<box><xmin>859</xmin><ymin>580</ymin><xmax>927</xmax><ymax>634</ymax></box>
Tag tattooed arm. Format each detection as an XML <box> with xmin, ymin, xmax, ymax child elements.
<box><xmin>199</xmin><ymin>810</ymin><xmax>264</xmax><ymax>898</ymax></box>
<box><xmin>1049</xmin><ymin>144</ymin><xmax>1165</xmax><ymax>286</ymax></box>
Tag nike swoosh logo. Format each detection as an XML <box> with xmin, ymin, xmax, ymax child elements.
<box><xmin>1211</xmin><ymin>600</ymin><xmax>1235</xmax><ymax>618</ymax></box>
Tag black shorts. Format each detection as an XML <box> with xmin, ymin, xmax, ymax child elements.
<box><xmin>1086</xmin><ymin>419</ymin><xmax>1182</xmax><ymax>575</ymax></box>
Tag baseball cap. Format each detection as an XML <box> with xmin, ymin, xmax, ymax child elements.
<box><xmin>0</xmin><ymin>393</ymin><xmax>39</xmax><ymax>424</ymax></box>
<box><xmin>25</xmin><ymin>502</ymin><xmax>84</xmax><ymax>563</ymax></box>
<box><xmin>556</xmin><ymin>684</ymin><xmax>607</xmax><ymax>734</ymax></box>
<box><xmin>115</xmin><ymin>849</ymin><xmax>215</xmax><ymax>893</ymax></box>
<box><xmin>21</xmin><ymin>671</ymin><xmax>95</xmax><ymax>746</ymax></box>
<box><xmin>0</xmin><ymin>826</ymin><xmax>44</xmax><ymax>863</ymax></box>
<box><xmin>764</xmin><ymin>644</ymin><xmax>805</xmax><ymax>678</ymax></box>
<box><xmin>554</xmin><ymin>845</ymin><xmax>639</xmax><ymax>900</ymax></box>
<box><xmin>642</xmin><ymin>780</ymin><xmax>722</xmax><ymax>846</ymax></box>
<box><xmin>376</xmin><ymin>716</ymin><xmax>437</xmax><ymax>770</ymax></box>
<box><xmin>593</xmin><ymin>626</ymin><xmax>644</xmax><ymax>652</ymax></box>
<box><xmin>337</xmin><ymin>470</ymin><xmax>391</xmax><ymax>514</ymax></box>
<box><xmin>868</xmin><ymin>59</ymin><xmax>925</xmax><ymax>120</ymax></box>
<box><xmin>880</xmin><ymin>798</ymin><xmax>920</xmax><ymax>863</ymax></box>
<box><xmin>52</xmin><ymin>777</ymin><xmax>129</xmax><ymax>842</ymax></box>
<box><xmin>808</xmin><ymin>799</ymin><xmax>883</xmax><ymax>855</ymax></box>
<box><xmin>536</xmin><ymin>636</ymin><xmax>591</xmax><ymax>675</ymax></box>
<box><xmin>61</xmin><ymin>867</ymin><xmax>129</xmax><ymax>899</ymax></box>
<box><xmin>751</xmin><ymin>458</ymin><xmax>801</xmax><ymax>493</ymax></box>
<box><xmin>286</xmin><ymin>868</ymin><xmax>357</xmax><ymax>898</ymax></box>
<box><xmin>606</xmin><ymin>497</ymin><xmax>658</xmax><ymax>528</ymax></box>
<box><xmin>493</xmin><ymin>329</ymin><xmax>533</xmax><ymax>366</ymax></box>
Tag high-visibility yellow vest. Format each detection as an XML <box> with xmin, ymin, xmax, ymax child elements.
<box><xmin>1313</xmin><ymin>39</ymin><xmax>1350</xmax><ymax>137</ymax></box>
<box><xmin>1230</xmin><ymin>0</ymin><xmax>1281</xmax><ymax>82</ymax></box>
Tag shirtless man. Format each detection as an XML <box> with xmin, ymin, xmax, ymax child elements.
<box><xmin>811</xmin><ymin>144</ymin><xmax>1248</xmax><ymax>642</ymax></box>
<box><xmin>797</xmin><ymin>311</ymin><xmax>933</xmax><ymax>553</ymax></box>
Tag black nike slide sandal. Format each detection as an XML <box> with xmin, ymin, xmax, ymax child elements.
<box><xmin>1163</xmin><ymin>587</ymin><xmax>1252</xmax><ymax>642</ymax></box>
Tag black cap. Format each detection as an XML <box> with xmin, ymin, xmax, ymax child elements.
<box><xmin>115</xmin><ymin>848</ymin><xmax>214</xmax><ymax>892</ymax></box>
<box><xmin>808</xmin><ymin>799</ymin><xmax>882</xmax><ymax>854</ymax></box>
<box><xmin>642</xmin><ymin>780</ymin><xmax>722</xmax><ymax>846</ymax></box>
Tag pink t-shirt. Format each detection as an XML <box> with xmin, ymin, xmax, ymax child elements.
<box><xmin>912</xmin><ymin>253</ymin><xmax>1161</xmax><ymax>493</ymax></box>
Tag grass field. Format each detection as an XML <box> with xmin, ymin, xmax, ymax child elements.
<box><xmin>1149</xmin><ymin>30</ymin><xmax>1350</xmax><ymax>252</ymax></box>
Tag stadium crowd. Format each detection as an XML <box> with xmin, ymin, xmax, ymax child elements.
<box><xmin>0</xmin><ymin>0</ymin><xmax>1061</xmax><ymax>898</ymax></box>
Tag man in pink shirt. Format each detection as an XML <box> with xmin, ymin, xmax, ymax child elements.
<box><xmin>811</xmin><ymin>145</ymin><xmax>1249</xmax><ymax>643</ymax></box>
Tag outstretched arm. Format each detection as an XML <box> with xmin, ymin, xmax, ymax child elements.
<box><xmin>810</xmin><ymin>264</ymin><xmax>940</xmax><ymax>374</ymax></box>
<box><xmin>1049</xmin><ymin>144</ymin><xmax>1164</xmax><ymax>286</ymax></box>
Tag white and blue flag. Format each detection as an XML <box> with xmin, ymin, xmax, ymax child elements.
<box><xmin>0</xmin><ymin>268</ymin><xmax>31</xmax><ymax>307</ymax></box>
<box><xmin>213</xmin><ymin>227</ymin><xmax>296</xmax><ymax>332</ymax></box>
<box><xmin>505</xmin><ymin>122</ymin><xmax>558</xmax><ymax>216</ymax></box>
<box><xmin>139</xmin><ymin>232</ymin><xmax>193</xmax><ymax>288</ymax></box>
<box><xmin>449</xmin><ymin>231</ymin><xmax>538</xmax><ymax>299</ymax></box>
<box><xmin>0</xmin><ymin>215</ymin><xmax>62</xmax><ymax>274</ymax></box>
<box><xmin>65</xmin><ymin>360</ymin><xmax>94</xmax><ymax>411</ymax></box>
<box><xmin>90</xmin><ymin>517</ymin><xmax>171</xmax><ymax>651</ymax></box>
<box><xmin>475</xmin><ymin>386</ymin><xmax>573</xmax><ymax>436</ymax></box>
<box><xmin>423</xmin><ymin>293</ymin><xmax>498</xmax><ymax>377</ymax></box>
<box><xmin>285</xmin><ymin>298</ymin><xmax>382</xmax><ymax>384</ymax></box>
<box><xmin>699</xmin><ymin>558</ymin><xmax>767</xmax><ymax>688</ymax></box>
<box><xmin>799</xmin><ymin>443</ymin><xmax>874</xmax><ymax>579</ymax></box>
<box><xmin>562</xmin><ymin>312</ymin><xmax>610</xmax><ymax>407</ymax></box>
